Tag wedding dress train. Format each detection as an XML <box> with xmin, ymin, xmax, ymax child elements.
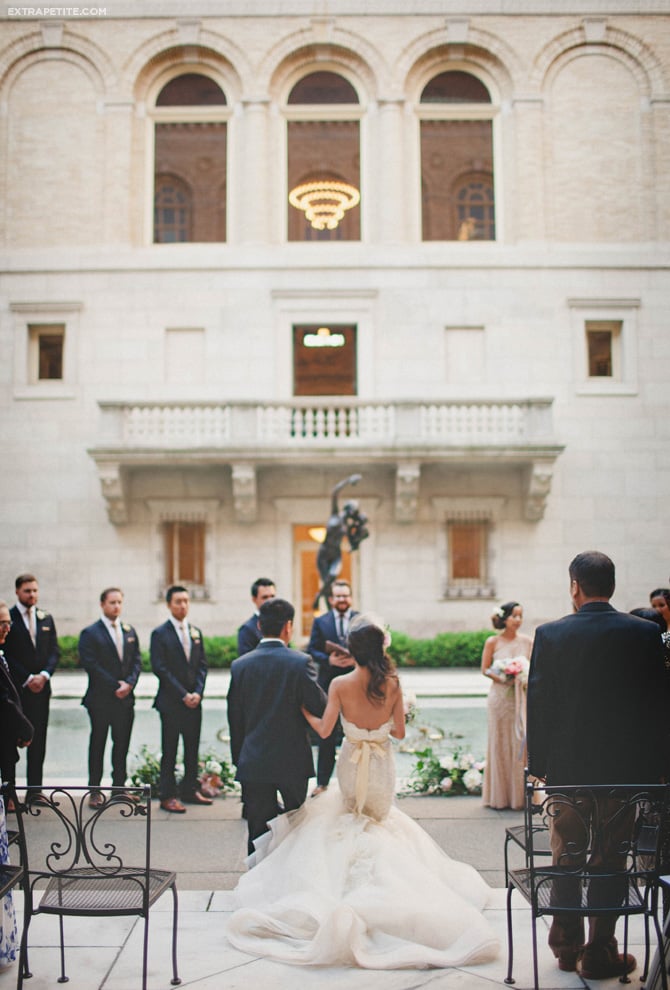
<box><xmin>226</xmin><ymin>716</ymin><xmax>500</xmax><ymax>969</ymax></box>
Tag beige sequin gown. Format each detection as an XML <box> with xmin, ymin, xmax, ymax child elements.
<box><xmin>482</xmin><ymin>635</ymin><xmax>532</xmax><ymax>810</ymax></box>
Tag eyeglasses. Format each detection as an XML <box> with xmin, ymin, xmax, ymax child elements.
<box><xmin>0</xmin><ymin>620</ymin><xmax>12</xmax><ymax>628</ymax></box>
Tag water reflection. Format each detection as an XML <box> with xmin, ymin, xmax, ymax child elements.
<box><xmin>32</xmin><ymin>697</ymin><xmax>488</xmax><ymax>784</ymax></box>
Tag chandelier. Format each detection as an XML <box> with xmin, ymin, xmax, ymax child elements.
<box><xmin>288</xmin><ymin>180</ymin><xmax>360</xmax><ymax>231</ymax></box>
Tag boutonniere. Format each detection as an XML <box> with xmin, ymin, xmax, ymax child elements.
<box><xmin>191</xmin><ymin>630</ymin><xmax>201</xmax><ymax>643</ymax></box>
<box><xmin>36</xmin><ymin>609</ymin><xmax>46</xmax><ymax>621</ymax></box>
<box><xmin>122</xmin><ymin>624</ymin><xmax>131</xmax><ymax>632</ymax></box>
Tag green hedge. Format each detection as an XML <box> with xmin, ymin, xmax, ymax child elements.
<box><xmin>387</xmin><ymin>630</ymin><xmax>490</xmax><ymax>668</ymax></box>
<box><xmin>56</xmin><ymin>630</ymin><xmax>489</xmax><ymax>670</ymax></box>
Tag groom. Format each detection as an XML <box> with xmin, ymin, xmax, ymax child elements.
<box><xmin>227</xmin><ymin>598</ymin><xmax>327</xmax><ymax>855</ymax></box>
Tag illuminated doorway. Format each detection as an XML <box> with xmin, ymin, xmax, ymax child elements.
<box><xmin>293</xmin><ymin>523</ymin><xmax>352</xmax><ymax>643</ymax></box>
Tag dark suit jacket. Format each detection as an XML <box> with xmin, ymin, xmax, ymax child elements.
<box><xmin>0</xmin><ymin>652</ymin><xmax>34</xmax><ymax>769</ymax></box>
<box><xmin>5</xmin><ymin>604</ymin><xmax>59</xmax><ymax>690</ymax></box>
<box><xmin>227</xmin><ymin>640</ymin><xmax>326</xmax><ymax>785</ymax></box>
<box><xmin>79</xmin><ymin>619</ymin><xmax>142</xmax><ymax>711</ymax></box>
<box><xmin>527</xmin><ymin>602</ymin><xmax>668</xmax><ymax>785</ymax></box>
<box><xmin>306</xmin><ymin>610</ymin><xmax>359</xmax><ymax>692</ymax></box>
<box><xmin>237</xmin><ymin>613</ymin><xmax>261</xmax><ymax>656</ymax></box>
<box><xmin>150</xmin><ymin>620</ymin><xmax>207</xmax><ymax>715</ymax></box>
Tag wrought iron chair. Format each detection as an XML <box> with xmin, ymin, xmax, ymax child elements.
<box><xmin>505</xmin><ymin>781</ymin><xmax>670</xmax><ymax>990</ymax></box>
<box><xmin>503</xmin><ymin>769</ymin><xmax>551</xmax><ymax>885</ymax></box>
<box><xmin>15</xmin><ymin>785</ymin><xmax>180</xmax><ymax>989</ymax></box>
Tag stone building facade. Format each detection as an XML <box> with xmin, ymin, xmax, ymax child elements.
<box><xmin>0</xmin><ymin>0</ymin><xmax>668</xmax><ymax>642</ymax></box>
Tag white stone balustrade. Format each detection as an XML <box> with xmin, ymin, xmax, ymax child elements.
<box><xmin>90</xmin><ymin>398</ymin><xmax>562</xmax><ymax>524</ymax></box>
<box><xmin>98</xmin><ymin>398</ymin><xmax>555</xmax><ymax>448</ymax></box>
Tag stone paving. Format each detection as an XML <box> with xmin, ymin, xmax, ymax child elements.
<box><xmin>1</xmin><ymin>670</ymin><xmax>661</xmax><ymax>989</ymax></box>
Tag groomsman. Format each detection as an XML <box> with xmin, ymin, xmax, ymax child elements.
<box><xmin>150</xmin><ymin>585</ymin><xmax>212</xmax><ymax>813</ymax></box>
<box><xmin>78</xmin><ymin>587</ymin><xmax>142</xmax><ymax>806</ymax></box>
<box><xmin>237</xmin><ymin>577</ymin><xmax>276</xmax><ymax>655</ymax></box>
<box><xmin>4</xmin><ymin>573</ymin><xmax>59</xmax><ymax>787</ymax></box>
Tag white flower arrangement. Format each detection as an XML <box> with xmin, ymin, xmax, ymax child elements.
<box><xmin>409</xmin><ymin>736</ymin><xmax>485</xmax><ymax>796</ymax></box>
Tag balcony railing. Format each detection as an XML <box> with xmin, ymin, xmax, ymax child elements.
<box><xmin>96</xmin><ymin>397</ymin><xmax>557</xmax><ymax>449</ymax></box>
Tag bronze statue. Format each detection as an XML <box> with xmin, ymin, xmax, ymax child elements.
<box><xmin>313</xmin><ymin>474</ymin><xmax>369</xmax><ymax>610</ymax></box>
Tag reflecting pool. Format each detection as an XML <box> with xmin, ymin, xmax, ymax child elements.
<box><xmin>31</xmin><ymin>697</ymin><xmax>488</xmax><ymax>785</ymax></box>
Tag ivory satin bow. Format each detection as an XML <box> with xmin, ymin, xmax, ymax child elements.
<box><xmin>348</xmin><ymin>738</ymin><xmax>387</xmax><ymax>815</ymax></box>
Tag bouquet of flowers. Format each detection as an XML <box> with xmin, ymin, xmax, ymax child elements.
<box><xmin>402</xmin><ymin>687</ymin><xmax>418</xmax><ymax>725</ymax></box>
<box><xmin>490</xmin><ymin>655</ymin><xmax>530</xmax><ymax>685</ymax></box>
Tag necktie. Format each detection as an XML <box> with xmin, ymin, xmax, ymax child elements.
<box><xmin>111</xmin><ymin>620</ymin><xmax>123</xmax><ymax>659</ymax></box>
<box><xmin>179</xmin><ymin>623</ymin><xmax>190</xmax><ymax>660</ymax></box>
<box><xmin>0</xmin><ymin>650</ymin><xmax>9</xmax><ymax>674</ymax></box>
<box><xmin>338</xmin><ymin>615</ymin><xmax>345</xmax><ymax>641</ymax></box>
<box><xmin>26</xmin><ymin>606</ymin><xmax>36</xmax><ymax>646</ymax></box>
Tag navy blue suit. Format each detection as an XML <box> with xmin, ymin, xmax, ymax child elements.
<box><xmin>227</xmin><ymin>639</ymin><xmax>326</xmax><ymax>853</ymax></box>
<box><xmin>78</xmin><ymin>618</ymin><xmax>142</xmax><ymax>787</ymax></box>
<box><xmin>150</xmin><ymin>620</ymin><xmax>207</xmax><ymax>801</ymax></box>
<box><xmin>306</xmin><ymin>609</ymin><xmax>358</xmax><ymax>786</ymax></box>
<box><xmin>237</xmin><ymin>613</ymin><xmax>261</xmax><ymax>656</ymax></box>
<box><xmin>5</xmin><ymin>604</ymin><xmax>59</xmax><ymax>786</ymax></box>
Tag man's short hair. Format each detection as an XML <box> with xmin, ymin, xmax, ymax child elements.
<box><xmin>569</xmin><ymin>551</ymin><xmax>615</xmax><ymax>599</ymax></box>
<box><xmin>331</xmin><ymin>579</ymin><xmax>352</xmax><ymax>595</ymax></box>
<box><xmin>100</xmin><ymin>587</ymin><xmax>123</xmax><ymax>604</ymax></box>
<box><xmin>15</xmin><ymin>573</ymin><xmax>37</xmax><ymax>590</ymax></box>
<box><xmin>166</xmin><ymin>584</ymin><xmax>188</xmax><ymax>604</ymax></box>
<box><xmin>258</xmin><ymin>598</ymin><xmax>294</xmax><ymax>637</ymax></box>
<box><xmin>251</xmin><ymin>577</ymin><xmax>275</xmax><ymax>598</ymax></box>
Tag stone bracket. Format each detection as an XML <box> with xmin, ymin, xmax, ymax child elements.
<box><xmin>232</xmin><ymin>463</ymin><xmax>258</xmax><ymax>523</ymax></box>
<box><xmin>395</xmin><ymin>462</ymin><xmax>421</xmax><ymax>523</ymax></box>
<box><xmin>95</xmin><ymin>460</ymin><xmax>128</xmax><ymax>525</ymax></box>
<box><xmin>524</xmin><ymin>460</ymin><xmax>554</xmax><ymax>522</ymax></box>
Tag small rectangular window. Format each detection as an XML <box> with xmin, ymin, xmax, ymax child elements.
<box><xmin>163</xmin><ymin>521</ymin><xmax>205</xmax><ymax>587</ymax></box>
<box><xmin>446</xmin><ymin>520</ymin><xmax>494</xmax><ymax>597</ymax></box>
<box><xmin>29</xmin><ymin>324</ymin><xmax>64</xmax><ymax>382</ymax></box>
<box><xmin>293</xmin><ymin>324</ymin><xmax>357</xmax><ymax>396</ymax></box>
<box><xmin>586</xmin><ymin>320</ymin><xmax>621</xmax><ymax>379</ymax></box>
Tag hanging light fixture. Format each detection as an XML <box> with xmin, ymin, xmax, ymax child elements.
<box><xmin>289</xmin><ymin>180</ymin><xmax>360</xmax><ymax>231</ymax></box>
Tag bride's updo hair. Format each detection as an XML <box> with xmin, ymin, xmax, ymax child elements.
<box><xmin>491</xmin><ymin>601</ymin><xmax>520</xmax><ymax>631</ymax></box>
<box><xmin>347</xmin><ymin>613</ymin><xmax>398</xmax><ymax>704</ymax></box>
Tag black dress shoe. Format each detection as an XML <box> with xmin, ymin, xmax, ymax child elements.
<box><xmin>182</xmin><ymin>791</ymin><xmax>213</xmax><ymax>805</ymax></box>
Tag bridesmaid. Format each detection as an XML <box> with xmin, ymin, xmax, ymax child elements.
<box><xmin>481</xmin><ymin>601</ymin><xmax>533</xmax><ymax>810</ymax></box>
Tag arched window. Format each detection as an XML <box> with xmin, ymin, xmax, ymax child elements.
<box><xmin>419</xmin><ymin>70</ymin><xmax>496</xmax><ymax>241</ymax></box>
<box><xmin>286</xmin><ymin>70</ymin><xmax>362</xmax><ymax>242</ymax></box>
<box><xmin>152</xmin><ymin>72</ymin><xmax>228</xmax><ymax>243</ymax></box>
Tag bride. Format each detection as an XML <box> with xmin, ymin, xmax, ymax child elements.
<box><xmin>226</xmin><ymin>613</ymin><xmax>500</xmax><ymax>969</ymax></box>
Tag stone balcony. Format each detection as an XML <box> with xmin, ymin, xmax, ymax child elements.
<box><xmin>88</xmin><ymin>397</ymin><xmax>564</xmax><ymax>524</ymax></box>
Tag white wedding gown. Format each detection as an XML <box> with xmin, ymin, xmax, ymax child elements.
<box><xmin>226</xmin><ymin>716</ymin><xmax>500</xmax><ymax>969</ymax></box>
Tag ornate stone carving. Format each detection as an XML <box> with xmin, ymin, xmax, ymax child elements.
<box><xmin>524</xmin><ymin>461</ymin><xmax>554</xmax><ymax>522</ymax></box>
<box><xmin>97</xmin><ymin>461</ymin><xmax>127</xmax><ymax>525</ymax></box>
<box><xmin>395</xmin><ymin>462</ymin><xmax>421</xmax><ymax>523</ymax></box>
<box><xmin>232</xmin><ymin>464</ymin><xmax>257</xmax><ymax>523</ymax></box>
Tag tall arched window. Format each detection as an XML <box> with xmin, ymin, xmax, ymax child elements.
<box><xmin>419</xmin><ymin>70</ymin><xmax>495</xmax><ymax>241</ymax></box>
<box><xmin>286</xmin><ymin>70</ymin><xmax>362</xmax><ymax>242</ymax></box>
<box><xmin>152</xmin><ymin>72</ymin><xmax>228</xmax><ymax>243</ymax></box>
